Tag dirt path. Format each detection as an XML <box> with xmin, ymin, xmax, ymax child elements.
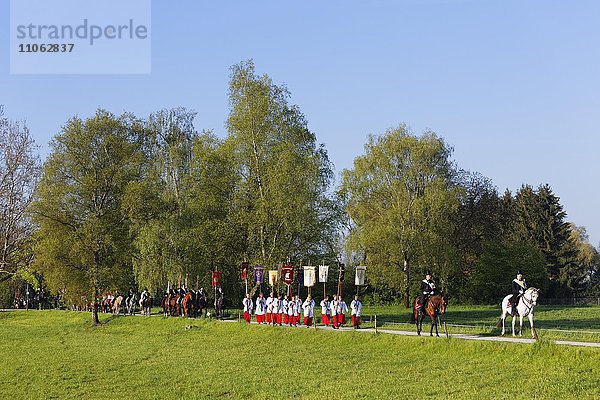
<box><xmin>231</xmin><ymin>319</ymin><xmax>600</xmax><ymax>348</ymax></box>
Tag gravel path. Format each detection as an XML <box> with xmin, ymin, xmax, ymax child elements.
<box><xmin>231</xmin><ymin>319</ymin><xmax>600</xmax><ymax>348</ymax></box>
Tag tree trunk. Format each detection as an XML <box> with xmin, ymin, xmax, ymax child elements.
<box><xmin>92</xmin><ymin>249</ymin><xmax>100</xmax><ymax>325</ymax></box>
<box><xmin>403</xmin><ymin>255</ymin><xmax>410</xmax><ymax>308</ymax></box>
<box><xmin>92</xmin><ymin>303</ymin><xmax>100</xmax><ymax>325</ymax></box>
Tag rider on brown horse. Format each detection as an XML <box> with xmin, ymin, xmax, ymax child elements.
<box><xmin>419</xmin><ymin>272</ymin><xmax>436</xmax><ymax>315</ymax></box>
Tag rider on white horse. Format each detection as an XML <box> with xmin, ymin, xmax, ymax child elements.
<box><xmin>500</xmin><ymin>273</ymin><xmax>539</xmax><ymax>338</ymax></box>
<box><xmin>511</xmin><ymin>271</ymin><xmax>527</xmax><ymax>316</ymax></box>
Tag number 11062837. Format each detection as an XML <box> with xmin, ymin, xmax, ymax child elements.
<box><xmin>18</xmin><ymin>43</ymin><xmax>75</xmax><ymax>53</ymax></box>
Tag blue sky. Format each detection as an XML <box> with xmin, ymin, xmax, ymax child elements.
<box><xmin>2</xmin><ymin>1</ymin><xmax>599</xmax><ymax>246</ymax></box>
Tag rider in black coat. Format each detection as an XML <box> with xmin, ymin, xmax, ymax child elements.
<box><xmin>511</xmin><ymin>271</ymin><xmax>527</xmax><ymax>315</ymax></box>
<box><xmin>419</xmin><ymin>272</ymin><xmax>436</xmax><ymax>314</ymax></box>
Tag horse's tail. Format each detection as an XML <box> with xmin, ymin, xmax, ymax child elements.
<box><xmin>496</xmin><ymin>317</ymin><xmax>503</xmax><ymax>328</ymax></box>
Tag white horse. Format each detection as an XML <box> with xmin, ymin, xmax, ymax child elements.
<box><xmin>499</xmin><ymin>287</ymin><xmax>539</xmax><ymax>338</ymax></box>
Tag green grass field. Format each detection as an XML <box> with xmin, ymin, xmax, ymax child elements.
<box><xmin>0</xmin><ymin>310</ymin><xmax>598</xmax><ymax>399</ymax></box>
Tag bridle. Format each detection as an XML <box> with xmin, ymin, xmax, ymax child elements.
<box><xmin>519</xmin><ymin>289</ymin><xmax>537</xmax><ymax>316</ymax></box>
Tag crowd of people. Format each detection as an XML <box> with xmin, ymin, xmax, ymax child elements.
<box><xmin>242</xmin><ymin>292</ymin><xmax>363</xmax><ymax>329</ymax></box>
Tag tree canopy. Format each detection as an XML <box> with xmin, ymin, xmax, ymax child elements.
<box><xmin>1</xmin><ymin>62</ymin><xmax>597</xmax><ymax>312</ymax></box>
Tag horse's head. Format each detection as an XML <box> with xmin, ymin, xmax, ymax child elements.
<box><xmin>439</xmin><ymin>294</ymin><xmax>448</xmax><ymax>315</ymax></box>
<box><xmin>529</xmin><ymin>288</ymin><xmax>539</xmax><ymax>305</ymax></box>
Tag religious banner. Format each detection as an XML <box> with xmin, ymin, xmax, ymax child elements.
<box><xmin>268</xmin><ymin>270</ymin><xmax>279</xmax><ymax>287</ymax></box>
<box><xmin>253</xmin><ymin>265</ymin><xmax>265</xmax><ymax>284</ymax></box>
<box><xmin>211</xmin><ymin>271</ymin><xmax>221</xmax><ymax>287</ymax></box>
<box><xmin>282</xmin><ymin>264</ymin><xmax>294</xmax><ymax>286</ymax></box>
<box><xmin>241</xmin><ymin>262</ymin><xmax>249</xmax><ymax>281</ymax></box>
<box><xmin>318</xmin><ymin>265</ymin><xmax>329</xmax><ymax>283</ymax></box>
<box><xmin>355</xmin><ymin>266</ymin><xmax>367</xmax><ymax>286</ymax></box>
<box><xmin>303</xmin><ymin>266</ymin><xmax>316</xmax><ymax>287</ymax></box>
<box><xmin>297</xmin><ymin>266</ymin><xmax>304</xmax><ymax>287</ymax></box>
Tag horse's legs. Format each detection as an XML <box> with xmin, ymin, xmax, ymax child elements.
<box><xmin>500</xmin><ymin>311</ymin><xmax>506</xmax><ymax>336</ymax></box>
<box><xmin>511</xmin><ymin>314</ymin><xmax>516</xmax><ymax>336</ymax></box>
<box><xmin>519</xmin><ymin>315</ymin><xmax>524</xmax><ymax>337</ymax></box>
<box><xmin>434</xmin><ymin>316</ymin><xmax>439</xmax><ymax>337</ymax></box>
<box><xmin>528</xmin><ymin>313</ymin><xmax>535</xmax><ymax>339</ymax></box>
<box><xmin>429</xmin><ymin>315</ymin><xmax>438</xmax><ymax>337</ymax></box>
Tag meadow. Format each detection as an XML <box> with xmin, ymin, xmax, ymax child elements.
<box><xmin>0</xmin><ymin>310</ymin><xmax>598</xmax><ymax>399</ymax></box>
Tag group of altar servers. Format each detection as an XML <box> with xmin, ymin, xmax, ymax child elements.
<box><xmin>242</xmin><ymin>292</ymin><xmax>363</xmax><ymax>329</ymax></box>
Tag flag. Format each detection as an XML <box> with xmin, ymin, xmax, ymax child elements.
<box><xmin>212</xmin><ymin>271</ymin><xmax>221</xmax><ymax>287</ymax></box>
<box><xmin>319</xmin><ymin>265</ymin><xmax>329</xmax><ymax>283</ymax></box>
<box><xmin>304</xmin><ymin>266</ymin><xmax>316</xmax><ymax>287</ymax></box>
<box><xmin>355</xmin><ymin>266</ymin><xmax>367</xmax><ymax>286</ymax></box>
<box><xmin>297</xmin><ymin>266</ymin><xmax>304</xmax><ymax>287</ymax></box>
<box><xmin>268</xmin><ymin>270</ymin><xmax>279</xmax><ymax>287</ymax></box>
<box><xmin>282</xmin><ymin>264</ymin><xmax>294</xmax><ymax>285</ymax></box>
<box><xmin>241</xmin><ymin>262</ymin><xmax>249</xmax><ymax>280</ymax></box>
<box><xmin>254</xmin><ymin>266</ymin><xmax>265</xmax><ymax>283</ymax></box>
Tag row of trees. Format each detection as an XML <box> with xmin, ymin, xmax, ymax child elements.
<box><xmin>1</xmin><ymin>61</ymin><xmax>598</xmax><ymax>319</ymax></box>
<box><xmin>340</xmin><ymin>126</ymin><xmax>599</xmax><ymax>305</ymax></box>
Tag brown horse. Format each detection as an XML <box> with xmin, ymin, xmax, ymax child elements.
<box><xmin>182</xmin><ymin>290</ymin><xmax>195</xmax><ymax>318</ymax></box>
<box><xmin>168</xmin><ymin>292</ymin><xmax>180</xmax><ymax>316</ymax></box>
<box><xmin>163</xmin><ymin>293</ymin><xmax>171</xmax><ymax>317</ymax></box>
<box><xmin>411</xmin><ymin>294</ymin><xmax>447</xmax><ymax>337</ymax></box>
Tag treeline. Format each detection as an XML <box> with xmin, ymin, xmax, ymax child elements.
<box><xmin>340</xmin><ymin>128</ymin><xmax>599</xmax><ymax>305</ymax></box>
<box><xmin>1</xmin><ymin>61</ymin><xmax>598</xmax><ymax>313</ymax></box>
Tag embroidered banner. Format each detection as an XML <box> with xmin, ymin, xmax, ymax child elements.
<box><xmin>318</xmin><ymin>265</ymin><xmax>329</xmax><ymax>283</ymax></box>
<box><xmin>355</xmin><ymin>266</ymin><xmax>367</xmax><ymax>286</ymax></box>
<box><xmin>303</xmin><ymin>266</ymin><xmax>316</xmax><ymax>287</ymax></box>
<box><xmin>211</xmin><ymin>271</ymin><xmax>221</xmax><ymax>287</ymax></box>
<box><xmin>253</xmin><ymin>265</ymin><xmax>265</xmax><ymax>284</ymax></box>
<box><xmin>282</xmin><ymin>264</ymin><xmax>294</xmax><ymax>285</ymax></box>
